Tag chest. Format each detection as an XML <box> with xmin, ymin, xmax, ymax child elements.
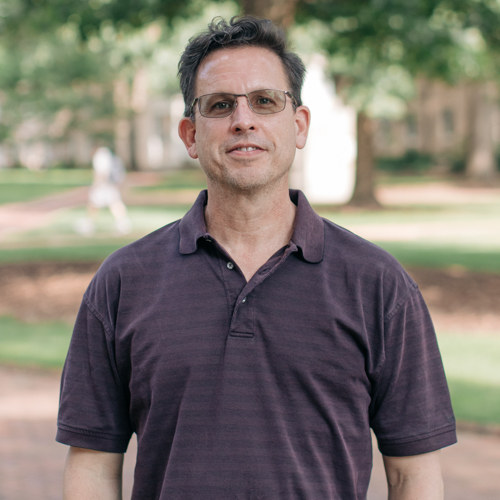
<box><xmin>113</xmin><ymin>254</ymin><xmax>379</xmax><ymax>422</ymax></box>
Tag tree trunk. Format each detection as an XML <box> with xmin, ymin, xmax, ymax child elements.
<box><xmin>131</xmin><ymin>66</ymin><xmax>150</xmax><ymax>171</ymax></box>
<box><xmin>113</xmin><ymin>78</ymin><xmax>135</xmax><ymax>171</ymax></box>
<box><xmin>349</xmin><ymin>111</ymin><xmax>380</xmax><ymax>207</ymax></box>
<box><xmin>241</xmin><ymin>0</ymin><xmax>298</xmax><ymax>28</ymax></box>
<box><xmin>465</xmin><ymin>82</ymin><xmax>497</xmax><ymax>179</ymax></box>
<box><xmin>113</xmin><ymin>67</ymin><xmax>150</xmax><ymax>172</ymax></box>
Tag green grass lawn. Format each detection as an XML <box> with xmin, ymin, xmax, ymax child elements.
<box><xmin>0</xmin><ymin>168</ymin><xmax>92</xmax><ymax>204</ymax></box>
<box><xmin>317</xmin><ymin>200</ymin><xmax>500</xmax><ymax>274</ymax></box>
<box><xmin>0</xmin><ymin>205</ymin><xmax>188</xmax><ymax>263</ymax></box>
<box><xmin>438</xmin><ymin>333</ymin><xmax>500</xmax><ymax>426</ymax></box>
<box><xmin>375</xmin><ymin>242</ymin><xmax>500</xmax><ymax>274</ymax></box>
<box><xmin>132</xmin><ymin>167</ymin><xmax>207</xmax><ymax>191</ymax></box>
<box><xmin>0</xmin><ymin>166</ymin><xmax>207</xmax><ymax>206</ymax></box>
<box><xmin>0</xmin><ymin>316</ymin><xmax>72</xmax><ymax>370</ymax></box>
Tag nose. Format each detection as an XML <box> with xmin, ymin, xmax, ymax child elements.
<box><xmin>230</xmin><ymin>95</ymin><xmax>256</xmax><ymax>132</ymax></box>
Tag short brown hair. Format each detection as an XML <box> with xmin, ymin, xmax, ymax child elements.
<box><xmin>178</xmin><ymin>16</ymin><xmax>306</xmax><ymax>117</ymax></box>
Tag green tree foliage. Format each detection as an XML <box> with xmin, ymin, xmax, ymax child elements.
<box><xmin>1</xmin><ymin>0</ymin><xmax>199</xmax><ymax>40</ymax></box>
<box><xmin>0</xmin><ymin>26</ymin><xmax>113</xmax><ymax>120</ymax></box>
<box><xmin>2</xmin><ymin>0</ymin><xmax>499</xmax><ymax>185</ymax></box>
<box><xmin>298</xmin><ymin>0</ymin><xmax>500</xmax><ymax>91</ymax></box>
<box><xmin>0</xmin><ymin>0</ymin><xmax>235</xmax><ymax>166</ymax></box>
<box><xmin>295</xmin><ymin>0</ymin><xmax>500</xmax><ymax>202</ymax></box>
<box><xmin>0</xmin><ymin>25</ymin><xmax>117</xmax><ymax>161</ymax></box>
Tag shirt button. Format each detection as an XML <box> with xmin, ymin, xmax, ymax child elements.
<box><xmin>241</xmin><ymin>297</ymin><xmax>247</xmax><ymax>304</ymax></box>
<box><xmin>226</xmin><ymin>262</ymin><xmax>234</xmax><ymax>270</ymax></box>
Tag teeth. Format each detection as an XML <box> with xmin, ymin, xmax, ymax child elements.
<box><xmin>236</xmin><ymin>147</ymin><xmax>257</xmax><ymax>152</ymax></box>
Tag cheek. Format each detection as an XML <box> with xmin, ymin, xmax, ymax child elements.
<box><xmin>193</xmin><ymin>132</ymin><xmax>223</xmax><ymax>169</ymax></box>
<box><xmin>195</xmin><ymin>125</ymin><xmax>221</xmax><ymax>154</ymax></box>
<box><xmin>193</xmin><ymin>133</ymin><xmax>209</xmax><ymax>160</ymax></box>
<box><xmin>280</xmin><ymin>124</ymin><xmax>301</xmax><ymax>152</ymax></box>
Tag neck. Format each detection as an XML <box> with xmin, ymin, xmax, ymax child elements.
<box><xmin>204</xmin><ymin>185</ymin><xmax>296</xmax><ymax>281</ymax></box>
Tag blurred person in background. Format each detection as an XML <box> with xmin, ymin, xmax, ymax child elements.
<box><xmin>76</xmin><ymin>145</ymin><xmax>130</xmax><ymax>235</ymax></box>
<box><xmin>58</xmin><ymin>16</ymin><xmax>456</xmax><ymax>499</ymax></box>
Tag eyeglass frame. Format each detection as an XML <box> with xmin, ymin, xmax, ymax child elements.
<box><xmin>189</xmin><ymin>89</ymin><xmax>298</xmax><ymax>119</ymax></box>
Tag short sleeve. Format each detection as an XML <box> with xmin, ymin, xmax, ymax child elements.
<box><xmin>56</xmin><ymin>294</ymin><xmax>132</xmax><ymax>453</ymax></box>
<box><xmin>370</xmin><ymin>284</ymin><xmax>456</xmax><ymax>456</ymax></box>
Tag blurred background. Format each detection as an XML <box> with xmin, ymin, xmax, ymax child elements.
<box><xmin>0</xmin><ymin>0</ymin><xmax>499</xmax><ymax>498</ymax></box>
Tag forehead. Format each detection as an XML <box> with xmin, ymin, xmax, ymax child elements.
<box><xmin>195</xmin><ymin>46</ymin><xmax>289</xmax><ymax>96</ymax></box>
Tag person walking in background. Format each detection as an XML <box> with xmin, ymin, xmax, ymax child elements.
<box><xmin>58</xmin><ymin>16</ymin><xmax>456</xmax><ymax>499</ymax></box>
<box><xmin>76</xmin><ymin>145</ymin><xmax>130</xmax><ymax>235</ymax></box>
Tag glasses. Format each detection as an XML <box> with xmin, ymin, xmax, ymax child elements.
<box><xmin>190</xmin><ymin>89</ymin><xmax>297</xmax><ymax>118</ymax></box>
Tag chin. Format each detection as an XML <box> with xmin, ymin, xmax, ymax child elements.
<box><xmin>226</xmin><ymin>174</ymin><xmax>289</xmax><ymax>196</ymax></box>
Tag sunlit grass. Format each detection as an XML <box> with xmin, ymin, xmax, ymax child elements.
<box><xmin>376</xmin><ymin>242</ymin><xmax>500</xmax><ymax>273</ymax></box>
<box><xmin>0</xmin><ymin>168</ymin><xmax>92</xmax><ymax>204</ymax></box>
<box><xmin>438</xmin><ymin>333</ymin><xmax>500</xmax><ymax>386</ymax></box>
<box><xmin>0</xmin><ymin>242</ymin><xmax>127</xmax><ymax>263</ymax></box>
<box><xmin>438</xmin><ymin>333</ymin><xmax>500</xmax><ymax>426</ymax></box>
<box><xmin>132</xmin><ymin>167</ymin><xmax>206</xmax><ymax>191</ymax></box>
<box><xmin>0</xmin><ymin>205</ymin><xmax>188</xmax><ymax>263</ymax></box>
<box><xmin>0</xmin><ymin>316</ymin><xmax>72</xmax><ymax>369</ymax></box>
<box><xmin>27</xmin><ymin>205</ymin><xmax>187</xmax><ymax>238</ymax></box>
<box><xmin>319</xmin><ymin>203</ymin><xmax>500</xmax><ymax>248</ymax></box>
<box><xmin>316</xmin><ymin>199</ymin><xmax>500</xmax><ymax>273</ymax></box>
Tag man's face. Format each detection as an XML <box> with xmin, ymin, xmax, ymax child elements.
<box><xmin>179</xmin><ymin>46</ymin><xmax>310</xmax><ymax>195</ymax></box>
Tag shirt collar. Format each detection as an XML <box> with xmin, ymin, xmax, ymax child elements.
<box><xmin>178</xmin><ymin>190</ymin><xmax>209</xmax><ymax>255</ymax></box>
<box><xmin>289</xmin><ymin>189</ymin><xmax>324</xmax><ymax>263</ymax></box>
<box><xmin>179</xmin><ymin>189</ymin><xmax>324</xmax><ymax>263</ymax></box>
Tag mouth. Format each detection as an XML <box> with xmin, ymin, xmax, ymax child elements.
<box><xmin>227</xmin><ymin>143</ymin><xmax>264</xmax><ymax>154</ymax></box>
<box><xmin>233</xmin><ymin>146</ymin><xmax>259</xmax><ymax>152</ymax></box>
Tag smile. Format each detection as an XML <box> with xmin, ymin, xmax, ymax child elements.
<box><xmin>228</xmin><ymin>143</ymin><xmax>264</xmax><ymax>154</ymax></box>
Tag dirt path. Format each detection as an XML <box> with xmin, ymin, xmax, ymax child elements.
<box><xmin>0</xmin><ymin>171</ymin><xmax>195</xmax><ymax>240</ymax></box>
<box><xmin>0</xmin><ymin>187</ymin><xmax>89</xmax><ymax>239</ymax></box>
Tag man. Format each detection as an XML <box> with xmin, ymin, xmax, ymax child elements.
<box><xmin>57</xmin><ymin>16</ymin><xmax>456</xmax><ymax>499</ymax></box>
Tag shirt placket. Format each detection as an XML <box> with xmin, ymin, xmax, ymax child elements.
<box><xmin>220</xmin><ymin>243</ymin><xmax>298</xmax><ymax>340</ymax></box>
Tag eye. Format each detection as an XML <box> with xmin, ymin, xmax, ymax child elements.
<box><xmin>249</xmin><ymin>90</ymin><xmax>284</xmax><ymax>113</ymax></box>
<box><xmin>212</xmin><ymin>100</ymin><xmax>232</xmax><ymax>110</ymax></box>
<box><xmin>254</xmin><ymin>94</ymin><xmax>276</xmax><ymax>107</ymax></box>
<box><xmin>200</xmin><ymin>94</ymin><xmax>236</xmax><ymax>116</ymax></box>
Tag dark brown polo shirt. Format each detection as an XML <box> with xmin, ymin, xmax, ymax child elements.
<box><xmin>57</xmin><ymin>190</ymin><xmax>456</xmax><ymax>499</ymax></box>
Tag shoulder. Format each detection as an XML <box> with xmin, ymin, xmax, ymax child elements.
<box><xmin>321</xmin><ymin>218</ymin><xmax>419</xmax><ymax>309</ymax></box>
<box><xmin>87</xmin><ymin>220</ymin><xmax>182</xmax><ymax>295</ymax></box>
<box><xmin>323</xmin><ymin>219</ymin><xmax>409</xmax><ymax>274</ymax></box>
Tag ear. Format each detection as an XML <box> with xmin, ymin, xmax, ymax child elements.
<box><xmin>294</xmin><ymin>105</ymin><xmax>311</xmax><ymax>150</ymax></box>
<box><xmin>178</xmin><ymin>117</ymin><xmax>198</xmax><ymax>159</ymax></box>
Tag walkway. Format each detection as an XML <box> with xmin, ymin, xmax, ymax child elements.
<box><xmin>0</xmin><ymin>172</ymin><xmax>196</xmax><ymax>240</ymax></box>
<box><xmin>1</xmin><ymin>366</ymin><xmax>499</xmax><ymax>499</ymax></box>
<box><xmin>0</xmin><ymin>188</ymin><xmax>89</xmax><ymax>239</ymax></box>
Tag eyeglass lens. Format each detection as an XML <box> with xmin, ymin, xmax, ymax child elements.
<box><xmin>198</xmin><ymin>89</ymin><xmax>288</xmax><ymax>118</ymax></box>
